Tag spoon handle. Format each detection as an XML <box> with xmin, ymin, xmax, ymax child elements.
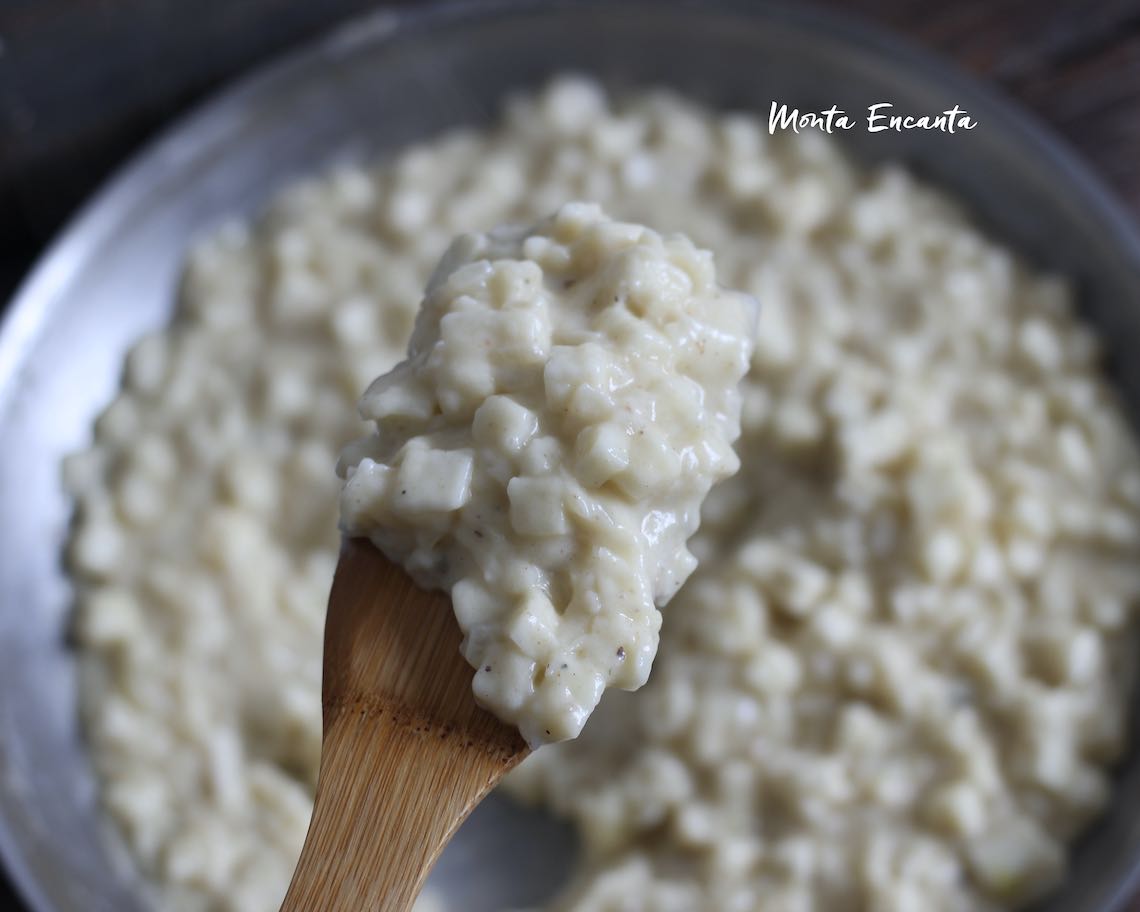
<box><xmin>279</xmin><ymin>540</ymin><xmax>528</xmax><ymax>911</ymax></box>
<box><xmin>280</xmin><ymin>702</ymin><xmax>508</xmax><ymax>911</ymax></box>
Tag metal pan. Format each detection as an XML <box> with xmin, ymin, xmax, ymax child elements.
<box><xmin>3</xmin><ymin>1</ymin><xmax>1140</xmax><ymax>910</ymax></box>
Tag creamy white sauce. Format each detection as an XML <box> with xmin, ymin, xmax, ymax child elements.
<box><xmin>67</xmin><ymin>79</ymin><xmax>1140</xmax><ymax>912</ymax></box>
<box><xmin>338</xmin><ymin>202</ymin><xmax>755</xmax><ymax>745</ymax></box>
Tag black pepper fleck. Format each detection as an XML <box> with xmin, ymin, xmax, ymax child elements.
<box><xmin>616</xmin><ymin>646</ymin><xmax>625</xmax><ymax>659</ymax></box>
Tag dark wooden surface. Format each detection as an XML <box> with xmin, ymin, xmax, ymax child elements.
<box><xmin>1</xmin><ymin>0</ymin><xmax>1139</xmax><ymax>909</ymax></box>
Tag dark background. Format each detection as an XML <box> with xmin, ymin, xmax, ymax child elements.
<box><xmin>1</xmin><ymin>0</ymin><xmax>1139</xmax><ymax>908</ymax></box>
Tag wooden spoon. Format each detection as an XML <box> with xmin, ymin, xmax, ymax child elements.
<box><xmin>279</xmin><ymin>538</ymin><xmax>530</xmax><ymax>912</ymax></box>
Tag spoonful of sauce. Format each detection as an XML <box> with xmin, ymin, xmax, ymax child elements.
<box><xmin>281</xmin><ymin>203</ymin><xmax>757</xmax><ymax>910</ymax></box>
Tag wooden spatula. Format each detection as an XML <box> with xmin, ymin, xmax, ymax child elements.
<box><xmin>279</xmin><ymin>538</ymin><xmax>530</xmax><ymax>912</ymax></box>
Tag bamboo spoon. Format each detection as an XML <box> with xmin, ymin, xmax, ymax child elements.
<box><xmin>279</xmin><ymin>537</ymin><xmax>530</xmax><ymax>912</ymax></box>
